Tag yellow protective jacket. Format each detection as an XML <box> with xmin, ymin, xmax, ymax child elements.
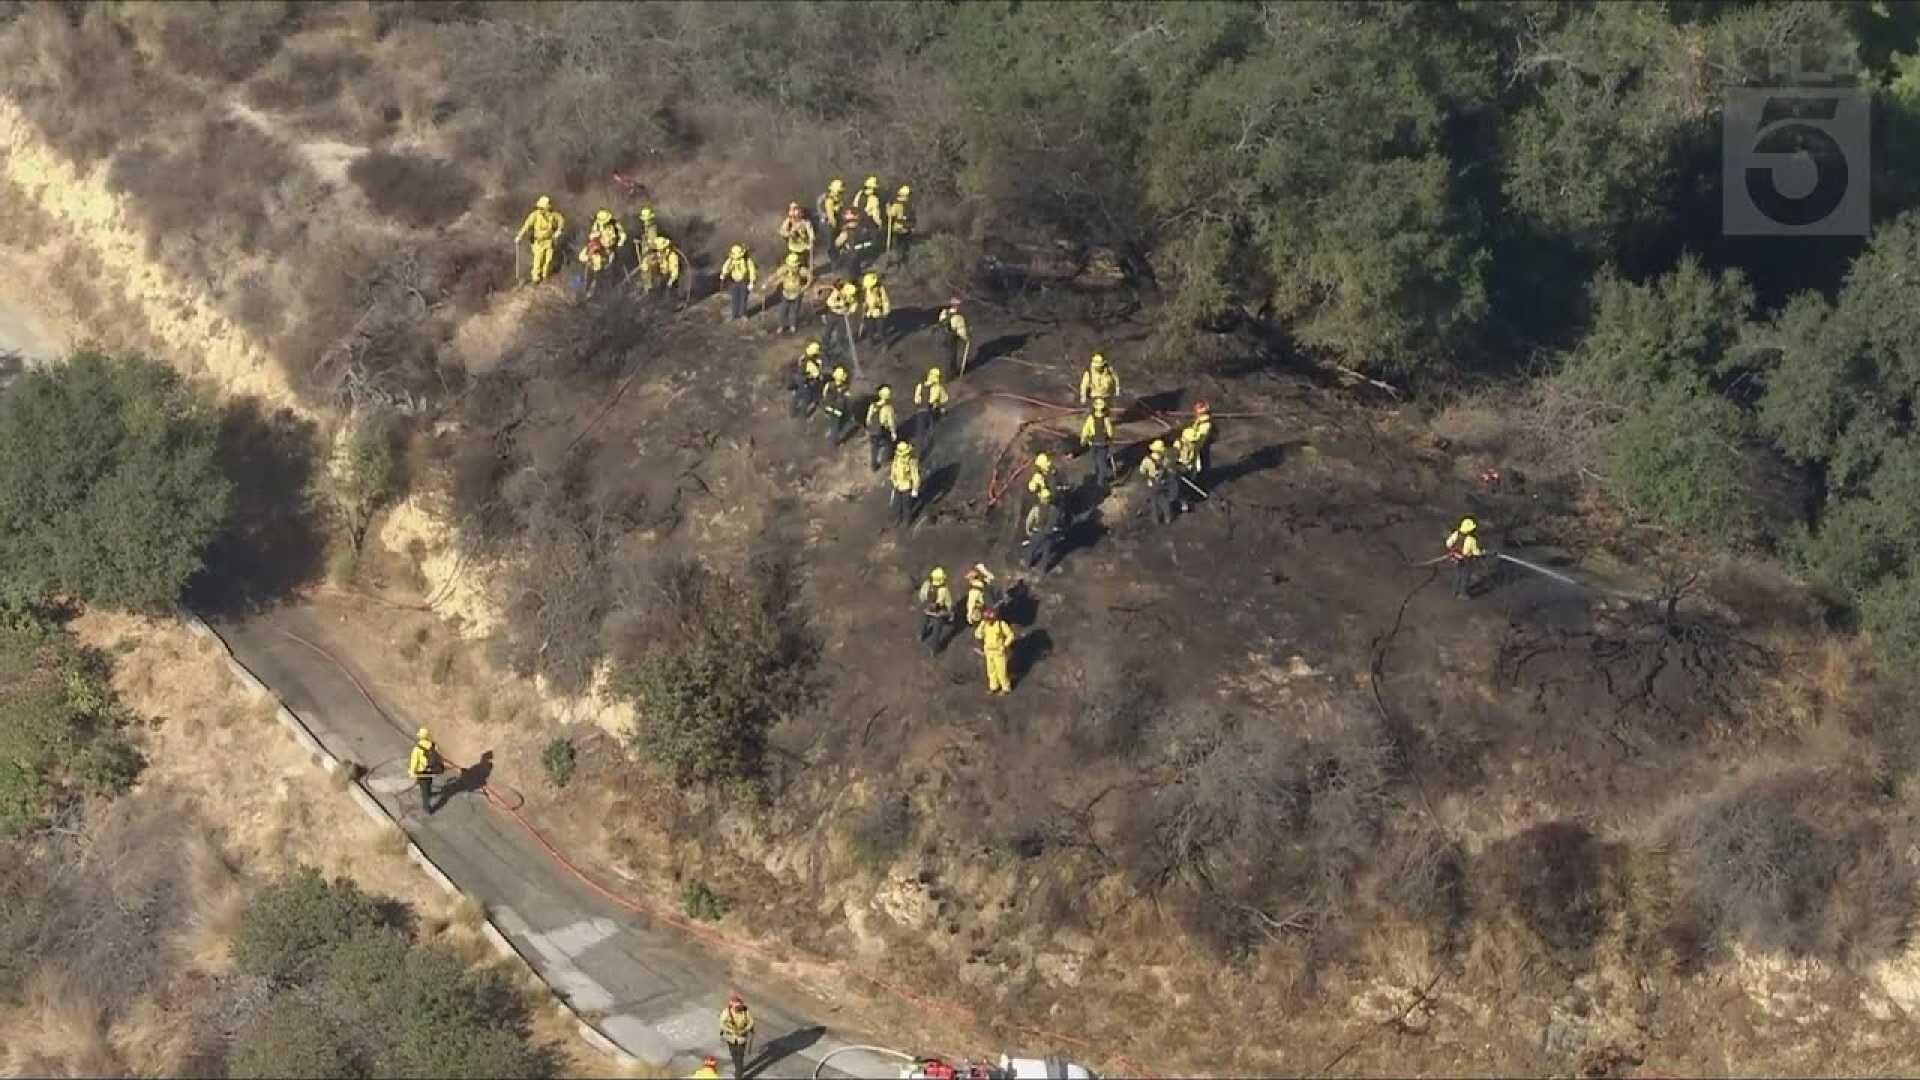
<box><xmin>914</xmin><ymin>378</ymin><xmax>949</xmax><ymax>410</ymax></box>
<box><xmin>719</xmin><ymin>1007</ymin><xmax>754</xmax><ymax>1045</ymax></box>
<box><xmin>1026</xmin><ymin>467</ymin><xmax>1053</xmax><ymax>499</ymax></box>
<box><xmin>1081</xmin><ymin>413</ymin><xmax>1114</xmax><ymax>446</ymax></box>
<box><xmin>580</xmin><ymin>221</ymin><xmax>625</xmax><ymax>266</ymax></box>
<box><xmin>691</xmin><ymin>1067</ymin><xmax>722</xmax><ymax>1080</ymax></box>
<box><xmin>517</xmin><ymin>207</ymin><xmax>564</xmax><ymax>243</ymax></box>
<box><xmin>1138</xmin><ymin>450</ymin><xmax>1170</xmax><ymax>484</ymax></box>
<box><xmin>862</xmin><ymin>282</ymin><xmax>891</xmax><ymax>319</ymax></box>
<box><xmin>781</xmin><ymin>215</ymin><xmax>814</xmax><ymax>253</ymax></box>
<box><xmin>1079</xmin><ymin>366</ymin><xmax>1120</xmax><ymax>403</ymax></box>
<box><xmin>1446</xmin><ymin>529</ymin><xmax>1483</xmax><ymax>560</ymax></box>
<box><xmin>919</xmin><ymin>579</ymin><xmax>954</xmax><ymax>616</ymax></box>
<box><xmin>408</xmin><ymin>740</ymin><xmax>440</xmax><ymax>779</ymax></box>
<box><xmin>816</xmin><ymin>190</ymin><xmax>843</xmax><ymax>227</ymax></box>
<box><xmin>866</xmin><ymin>399</ymin><xmax>896</xmax><ymax>437</ymax></box>
<box><xmin>938</xmin><ymin>308</ymin><xmax>969</xmax><ymax>342</ymax></box>
<box><xmin>719</xmin><ymin>252</ymin><xmax>757</xmax><ymax>285</ymax></box>
<box><xmin>859</xmin><ymin>189</ymin><xmax>882</xmax><ymax>225</ymax></box>
<box><xmin>890</xmin><ymin>454</ymin><xmax>921</xmax><ymax>495</ymax></box>
<box><xmin>771</xmin><ymin>263</ymin><xmax>813</xmax><ymax>300</ymax></box>
<box><xmin>976</xmin><ymin>618</ymin><xmax>1015</xmax><ymax>655</ymax></box>
<box><xmin>885</xmin><ymin>199</ymin><xmax>912</xmax><ymax>239</ymax></box>
<box><xmin>826</xmin><ymin>287</ymin><xmax>858</xmax><ymax>317</ymax></box>
<box><xmin>965</xmin><ymin>583</ymin><xmax>989</xmax><ymax>625</ymax></box>
<box><xmin>1175</xmin><ymin>437</ymin><xmax>1200</xmax><ymax>470</ymax></box>
<box><xmin>1189</xmin><ymin>415</ymin><xmax>1213</xmax><ymax>447</ymax></box>
<box><xmin>641</xmin><ymin>248</ymin><xmax>683</xmax><ymax>286</ymax></box>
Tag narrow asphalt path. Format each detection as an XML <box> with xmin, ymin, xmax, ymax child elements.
<box><xmin>211</xmin><ymin>603</ymin><xmax>904</xmax><ymax>1080</ymax></box>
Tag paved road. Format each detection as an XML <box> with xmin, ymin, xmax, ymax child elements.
<box><xmin>213</xmin><ymin>603</ymin><xmax>905</xmax><ymax>1080</ymax></box>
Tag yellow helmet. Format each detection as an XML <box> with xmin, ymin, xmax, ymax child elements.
<box><xmin>1090</xmin><ymin>353</ymin><xmax>1107</xmax><ymax>370</ymax></box>
<box><xmin>877</xmin><ymin>385</ymin><xmax>892</xmax><ymax>402</ymax></box>
<box><xmin>925</xmin><ymin>367</ymin><xmax>942</xmax><ymax>383</ymax></box>
<box><xmin>1034</xmin><ymin>452</ymin><xmax>1052</xmax><ymax>471</ymax></box>
<box><xmin>862</xmin><ymin>272</ymin><xmax>879</xmax><ymax>288</ymax></box>
<box><xmin>729</xmin><ymin>244</ymin><xmax>745</xmax><ymax>258</ymax></box>
<box><xmin>788</xmin><ymin>201</ymin><xmax>802</xmax><ymax>214</ymax></box>
<box><xmin>1458</xmin><ymin>517</ymin><xmax>1477</xmax><ymax>534</ymax></box>
<box><xmin>536</xmin><ymin>195</ymin><xmax>553</xmax><ymax>210</ymax></box>
<box><xmin>895</xmin><ymin>440</ymin><xmax>914</xmax><ymax>457</ymax></box>
<box><xmin>652</xmin><ymin>235</ymin><xmax>669</xmax><ymax>251</ymax></box>
<box><xmin>1150</xmin><ymin>439</ymin><xmax>1167</xmax><ymax>454</ymax></box>
<box><xmin>930</xmin><ymin>567</ymin><xmax>947</xmax><ymax>585</ymax></box>
<box><xmin>839</xmin><ymin>282</ymin><xmax>858</xmax><ymax>297</ymax></box>
<box><xmin>862</xmin><ymin>175</ymin><xmax>879</xmax><ymax>190</ymax></box>
<box><xmin>828</xmin><ymin>178</ymin><xmax>845</xmax><ymax>194</ymax></box>
<box><xmin>832</xmin><ymin>366</ymin><xmax>849</xmax><ymax>385</ymax></box>
<box><xmin>896</xmin><ymin>185</ymin><xmax>911</xmax><ymax>199</ymax></box>
<box><xmin>639</xmin><ymin>206</ymin><xmax>655</xmax><ymax>222</ymax></box>
<box><xmin>594</xmin><ymin>208</ymin><xmax>612</xmax><ymax>225</ymax></box>
<box><xmin>416</xmin><ymin>727</ymin><xmax>431</xmax><ymax>741</ymax></box>
<box><xmin>805</xmin><ymin>342</ymin><xmax>822</xmax><ymax>357</ymax></box>
<box><xmin>785</xmin><ymin>252</ymin><xmax>800</xmax><ymax>266</ymax></box>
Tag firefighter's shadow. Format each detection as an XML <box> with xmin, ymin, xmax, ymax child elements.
<box><xmin>969</xmin><ymin>332</ymin><xmax>1031</xmax><ymax>375</ymax></box>
<box><xmin>1011</xmin><ymin>628</ymin><xmax>1054</xmax><ymax>686</ymax></box>
<box><xmin>1130</xmin><ymin>388</ymin><xmax>1186</xmax><ymax>420</ymax></box>
<box><xmin>998</xmin><ymin>580</ymin><xmax>1039</xmax><ymax>627</ymax></box>
<box><xmin>744</xmin><ymin>1025</ymin><xmax>826</xmax><ymax>1078</ymax></box>
<box><xmin>1208</xmin><ymin>441</ymin><xmax>1298</xmax><ymax>488</ymax></box>
<box><xmin>1061</xmin><ymin>507</ymin><xmax>1108</xmax><ymax>558</ymax></box>
<box><xmin>921</xmin><ymin>462</ymin><xmax>960</xmax><ymax>509</ymax></box>
<box><xmin>892</xmin><ymin>305</ymin><xmax>943</xmax><ymax>340</ymax></box>
<box><xmin>434</xmin><ymin>751</ymin><xmax>493</xmax><ymax>811</ymax></box>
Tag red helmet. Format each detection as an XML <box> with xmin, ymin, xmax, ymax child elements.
<box><xmin>728</xmin><ymin>992</ymin><xmax>745</xmax><ymax>1007</ymax></box>
<box><xmin>704</xmin><ymin>1057</ymin><xmax>719</xmax><ymax>1068</ymax></box>
<box><xmin>1194</xmin><ymin>400</ymin><xmax>1211</xmax><ymax>415</ymax></box>
<box><xmin>982</xmin><ymin>606</ymin><xmax>999</xmax><ymax>620</ymax></box>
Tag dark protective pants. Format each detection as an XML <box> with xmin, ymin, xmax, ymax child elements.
<box><xmin>729</xmin><ymin>281</ymin><xmax>750</xmax><ymax>320</ymax></box>
<box><xmin>857</xmin><ymin>311</ymin><xmax>885</xmax><ymax>345</ymax></box>
<box><xmin>781</xmin><ymin>295</ymin><xmax>802</xmax><ymax>333</ymax></box>
<box><xmin>726</xmin><ymin>1039</ymin><xmax>747</xmax><ymax>1078</ymax></box>
<box><xmin>890</xmin><ymin>487</ymin><xmax>916</xmax><ymax>528</ymax></box>
<box><xmin>1148</xmin><ymin>480</ymin><xmax>1175</xmax><ymax>524</ymax></box>
<box><xmin>827</xmin><ymin>407</ymin><xmax>854</xmax><ymax>445</ymax></box>
<box><xmin>1452</xmin><ymin>557</ymin><xmax>1474</xmax><ymax>598</ymax></box>
<box><xmin>869</xmin><ymin>428</ymin><xmax>892</xmax><ymax>470</ymax></box>
<box><xmin>1024</xmin><ymin>531</ymin><xmax>1056</xmax><ymax>571</ymax></box>
<box><xmin>1089</xmin><ymin>442</ymin><xmax>1113</xmax><ymax>488</ymax></box>
<box><xmin>919</xmin><ymin>611</ymin><xmax>952</xmax><ymax>652</ymax></box>
<box><xmin>416</xmin><ymin>776</ymin><xmax>435</xmax><ymax>814</ymax></box>
<box><xmin>948</xmin><ymin>336</ymin><xmax>968</xmax><ymax>378</ymax></box>
<box><xmin>915</xmin><ymin>406</ymin><xmax>940</xmax><ymax>456</ymax></box>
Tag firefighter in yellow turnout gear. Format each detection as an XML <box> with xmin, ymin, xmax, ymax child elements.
<box><xmin>858</xmin><ymin>175</ymin><xmax>883</xmax><ymax>225</ymax></box>
<box><xmin>936</xmin><ymin>298</ymin><xmax>970</xmax><ymax>376</ymax></box>
<box><xmin>719</xmin><ymin>244</ymin><xmax>756</xmax><ymax>321</ymax></box>
<box><xmin>578</xmin><ymin>209</ymin><xmax>625</xmax><ymax>278</ymax></box>
<box><xmin>408</xmin><ymin>727</ymin><xmax>444</xmax><ymax>815</ymax></box>
<box><xmin>964</xmin><ymin>564</ymin><xmax>995</xmax><ymax>627</ymax></box>
<box><xmin>912</xmin><ymin>366</ymin><xmax>948</xmax><ymax>455</ymax></box>
<box><xmin>1081</xmin><ymin>398</ymin><xmax>1116</xmax><ymax>488</ymax></box>
<box><xmin>857</xmin><ymin>272</ymin><xmax>891</xmax><ymax>345</ymax></box>
<box><xmin>976</xmin><ymin>606</ymin><xmax>1016</xmax><ymax>695</ymax></box>
<box><xmin>917</xmin><ymin>566</ymin><xmax>955</xmax><ymax>655</ymax></box>
<box><xmin>768</xmin><ymin>252</ymin><xmax>813</xmax><ymax>335</ymax></box>
<box><xmin>780</xmin><ymin>202</ymin><xmax>814</xmax><ymax>264</ymax></box>
<box><xmin>515</xmin><ymin>195</ymin><xmax>565</xmax><ymax>285</ymax></box>
<box><xmin>1079</xmin><ymin>353</ymin><xmax>1120</xmax><ymax>409</ymax></box>
<box><xmin>639</xmin><ymin>235</ymin><xmax>683</xmax><ymax>299</ymax></box>
<box><xmin>888</xmin><ymin>440</ymin><xmax>921</xmax><ymax>530</ymax></box>
<box><xmin>884</xmin><ymin>185</ymin><xmax>913</xmax><ymax>253</ymax></box>
<box><xmin>865</xmin><ymin>385</ymin><xmax>898</xmax><ymax>471</ymax></box>
<box><xmin>1446</xmin><ymin>516</ymin><xmax>1484</xmax><ymax>600</ymax></box>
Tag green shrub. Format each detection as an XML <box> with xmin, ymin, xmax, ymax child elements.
<box><xmin>1604</xmin><ymin>383</ymin><xmax>1762</xmax><ymax>546</ymax></box>
<box><xmin>333</xmin><ymin>409</ymin><xmax>400</xmax><ymax>552</ymax></box>
<box><xmin>681</xmin><ymin>880</ymin><xmax>732</xmax><ymax>922</ymax></box>
<box><xmin>235</xmin><ymin>867</ymin><xmax>389</xmax><ymax>988</ymax></box>
<box><xmin>230</xmin><ymin>999</ymin><xmax>367</xmax><ymax>1080</ymax></box>
<box><xmin>0</xmin><ymin>620</ymin><xmax>142</xmax><ymax>835</ymax></box>
<box><xmin>540</xmin><ymin>737</ymin><xmax>576</xmax><ymax>789</ymax></box>
<box><xmin>0</xmin><ymin>351</ymin><xmax>230</xmax><ymax>612</ymax></box>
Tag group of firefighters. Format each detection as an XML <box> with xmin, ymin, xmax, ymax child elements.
<box><xmin>513</xmin><ymin>177</ymin><xmax>1488</xmax><ymax>696</ymax></box>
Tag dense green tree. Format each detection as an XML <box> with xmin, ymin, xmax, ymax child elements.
<box><xmin>0</xmin><ymin>620</ymin><xmax>141</xmax><ymax>836</ymax></box>
<box><xmin>0</xmin><ymin>351</ymin><xmax>229</xmax><ymax>612</ymax></box>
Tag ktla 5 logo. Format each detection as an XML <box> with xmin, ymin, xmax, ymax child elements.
<box><xmin>1723</xmin><ymin>88</ymin><xmax>1869</xmax><ymax>236</ymax></box>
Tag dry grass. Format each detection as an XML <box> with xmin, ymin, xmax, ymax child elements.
<box><xmin>0</xmin><ymin>970</ymin><xmax>122</xmax><ymax>1079</ymax></box>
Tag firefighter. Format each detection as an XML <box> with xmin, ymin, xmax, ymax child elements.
<box><xmin>1185</xmin><ymin>400</ymin><xmax>1214</xmax><ymax>476</ymax></box>
<box><xmin>640</xmin><ymin>235</ymin><xmax>683</xmax><ymax>299</ymax></box>
<box><xmin>964</xmin><ymin>564</ymin><xmax>996</xmax><ymax>627</ymax></box>
<box><xmin>815</xmin><ymin>178</ymin><xmax>845</xmax><ymax>246</ymax></box>
<box><xmin>634</xmin><ymin>205</ymin><xmax>660</xmax><ymax>251</ymax></box>
<box><xmin>1026</xmin><ymin>452</ymin><xmax>1060</xmax><ymax>501</ymax></box>
<box><xmin>884</xmin><ymin>184</ymin><xmax>913</xmax><ymax>253</ymax></box>
<box><xmin>719</xmin><ymin>993</ymin><xmax>755</xmax><ymax>1078</ymax></box>
<box><xmin>975</xmin><ymin>606</ymin><xmax>1016</xmax><ymax>695</ymax></box>
<box><xmin>1445</xmin><ymin>516</ymin><xmax>1484</xmax><ymax>599</ymax></box>
<box><xmin>1175</xmin><ymin>424</ymin><xmax>1203</xmax><ymax>476</ymax></box>
<box><xmin>1078</xmin><ymin>352</ymin><xmax>1120</xmax><ymax>408</ymax></box>
<box><xmin>821</xmin><ymin>365</ymin><xmax>853</xmax><ymax>444</ymax></box>
<box><xmin>690</xmin><ymin>1056</ymin><xmax>722</xmax><ymax>1080</ymax></box>
<box><xmin>889</xmin><ymin>440</ymin><xmax>922</xmax><ymax>529</ymax></box>
<box><xmin>768</xmin><ymin>252</ymin><xmax>813</xmax><ymax>335</ymax></box>
<box><xmin>917</xmin><ymin>566</ymin><xmax>955</xmax><ymax>654</ymax></box>
<box><xmin>822</xmin><ymin>280</ymin><xmax>859</xmax><ymax>357</ymax></box>
<box><xmin>935</xmin><ymin>298</ymin><xmax>970</xmax><ymax>377</ymax></box>
<box><xmin>718</xmin><ymin>244</ymin><xmax>756</xmax><ymax>321</ymax></box>
<box><xmin>1023</xmin><ymin>485</ymin><xmax>1065</xmax><ymax>572</ymax></box>
<box><xmin>858</xmin><ymin>271</ymin><xmax>891</xmax><ymax>345</ymax></box>
<box><xmin>912</xmin><ymin>366</ymin><xmax>948</xmax><ymax>454</ymax></box>
<box><xmin>1137</xmin><ymin>438</ymin><xmax>1177</xmax><ymax>525</ymax></box>
<box><xmin>1081</xmin><ymin>398</ymin><xmax>1116</xmax><ymax>488</ymax></box>
<box><xmin>408</xmin><ymin>727</ymin><xmax>443</xmax><ymax>815</ymax></box>
<box><xmin>515</xmin><ymin>195</ymin><xmax>565</xmax><ymax>285</ymax></box>
<box><xmin>833</xmin><ymin>207</ymin><xmax>876</xmax><ymax>279</ymax></box>
<box><xmin>865</xmin><ymin>384</ymin><xmax>898</xmax><ymax>470</ymax></box>
<box><xmin>788</xmin><ymin>341</ymin><xmax>825</xmax><ymax>418</ymax></box>
<box><xmin>857</xmin><ymin>174</ymin><xmax>883</xmax><ymax>225</ymax></box>
<box><xmin>779</xmin><ymin>202</ymin><xmax>814</xmax><ymax>265</ymax></box>
<box><xmin>577</xmin><ymin>208</ymin><xmax>625</xmax><ymax>278</ymax></box>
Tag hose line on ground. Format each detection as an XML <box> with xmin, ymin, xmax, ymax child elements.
<box><xmin>813</xmin><ymin>1044</ymin><xmax>918</xmax><ymax>1080</ymax></box>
